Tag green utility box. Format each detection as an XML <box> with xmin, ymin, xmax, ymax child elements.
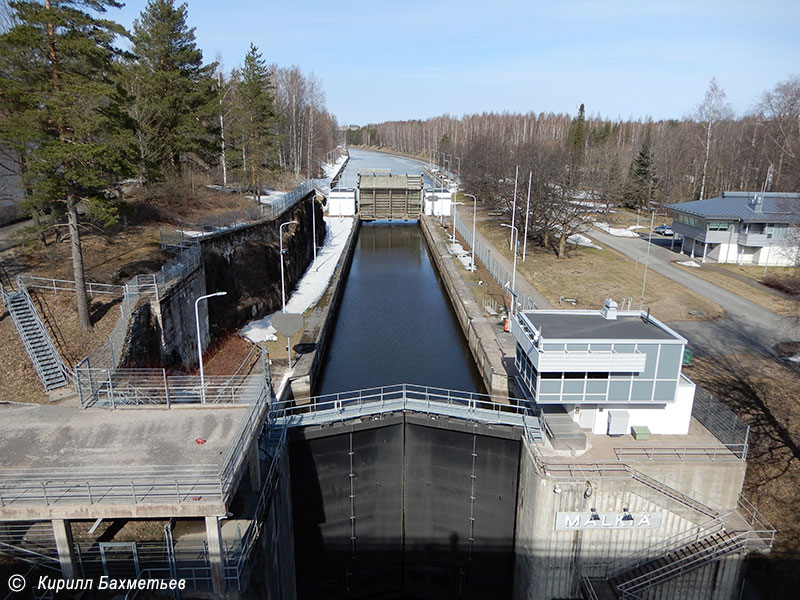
<box><xmin>631</xmin><ymin>426</ymin><xmax>651</xmax><ymax>441</ymax></box>
<box><xmin>683</xmin><ymin>349</ymin><xmax>693</xmax><ymax>365</ymax></box>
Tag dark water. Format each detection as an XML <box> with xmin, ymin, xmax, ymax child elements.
<box><xmin>316</xmin><ymin>222</ymin><xmax>484</xmax><ymax>394</ymax></box>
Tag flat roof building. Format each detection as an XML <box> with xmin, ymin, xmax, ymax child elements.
<box><xmin>666</xmin><ymin>191</ymin><xmax>800</xmax><ymax>266</ymax></box>
<box><xmin>512</xmin><ymin>300</ymin><xmax>693</xmax><ymax>439</ymax></box>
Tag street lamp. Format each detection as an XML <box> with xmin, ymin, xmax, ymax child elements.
<box><xmin>523</xmin><ymin>170</ymin><xmax>532</xmax><ymax>262</ymax></box>
<box><xmin>280</xmin><ymin>220</ymin><xmax>298</xmax><ymax>366</ymax></box>
<box><xmin>501</xmin><ymin>223</ymin><xmax>518</xmax><ymax>317</ymax></box>
<box><xmin>279</xmin><ymin>220</ymin><xmax>298</xmax><ymax>311</ymax></box>
<box><xmin>451</xmin><ymin>201</ymin><xmax>464</xmax><ymax>243</ymax></box>
<box><xmin>464</xmin><ymin>194</ymin><xmax>477</xmax><ymax>272</ymax></box>
<box><xmin>195</xmin><ymin>291</ymin><xmax>227</xmax><ymax>403</ymax></box>
<box><xmin>640</xmin><ymin>208</ymin><xmax>656</xmax><ymax>311</ymax></box>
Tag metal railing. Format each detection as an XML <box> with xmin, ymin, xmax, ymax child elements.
<box><xmin>0</xmin><ymin>386</ymin><xmax>268</xmax><ymax>509</ymax></box>
<box><xmin>273</xmin><ymin>383</ymin><xmax>539</xmax><ymax>429</ymax></box>
<box><xmin>74</xmin><ymin>369</ymin><xmax>265</xmax><ymax>408</ymax></box>
<box><xmin>453</xmin><ymin>210</ymin><xmax>537</xmax><ymax>313</ymax></box>
<box><xmin>614</xmin><ymin>445</ymin><xmax>745</xmax><ymax>462</ymax></box>
<box><xmin>17</xmin><ymin>275</ymin><xmax>125</xmax><ymax>297</ymax></box>
<box><xmin>690</xmin><ymin>378</ymin><xmax>750</xmax><ymax>460</ymax></box>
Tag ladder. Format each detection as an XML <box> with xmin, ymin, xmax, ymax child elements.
<box><xmin>1</xmin><ymin>284</ymin><xmax>68</xmax><ymax>391</ymax></box>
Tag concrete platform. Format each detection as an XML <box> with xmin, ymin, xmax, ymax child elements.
<box><xmin>0</xmin><ymin>402</ymin><xmax>260</xmax><ymax>520</ymax></box>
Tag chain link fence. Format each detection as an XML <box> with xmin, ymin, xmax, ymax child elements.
<box><xmin>453</xmin><ymin>210</ymin><xmax>537</xmax><ymax>313</ymax></box>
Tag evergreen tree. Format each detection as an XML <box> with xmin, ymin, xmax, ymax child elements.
<box><xmin>127</xmin><ymin>0</ymin><xmax>218</xmax><ymax>182</ymax></box>
<box><xmin>567</xmin><ymin>103</ymin><xmax>586</xmax><ymax>162</ymax></box>
<box><xmin>0</xmin><ymin>0</ymin><xmax>135</xmax><ymax>329</ymax></box>
<box><xmin>623</xmin><ymin>134</ymin><xmax>659</xmax><ymax>209</ymax></box>
<box><xmin>231</xmin><ymin>43</ymin><xmax>277</xmax><ymax>198</ymax></box>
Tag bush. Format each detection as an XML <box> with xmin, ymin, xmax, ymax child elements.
<box><xmin>762</xmin><ymin>274</ymin><xmax>800</xmax><ymax>296</ymax></box>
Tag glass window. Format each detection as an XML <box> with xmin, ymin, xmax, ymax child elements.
<box><xmin>708</xmin><ymin>221</ymin><xmax>731</xmax><ymax>231</ymax></box>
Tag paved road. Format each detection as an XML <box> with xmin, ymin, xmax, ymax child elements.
<box><xmin>585</xmin><ymin>227</ymin><xmax>795</xmax><ymax>356</ymax></box>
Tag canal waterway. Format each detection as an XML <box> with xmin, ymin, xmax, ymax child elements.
<box><xmin>316</xmin><ymin>148</ymin><xmax>483</xmax><ymax>395</ymax></box>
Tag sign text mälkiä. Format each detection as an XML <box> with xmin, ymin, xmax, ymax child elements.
<box><xmin>555</xmin><ymin>512</ymin><xmax>662</xmax><ymax>530</ymax></box>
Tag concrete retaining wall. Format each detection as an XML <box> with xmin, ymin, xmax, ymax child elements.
<box><xmin>151</xmin><ymin>265</ymin><xmax>208</xmax><ymax>367</ymax></box>
<box><xmin>287</xmin><ymin>218</ymin><xmax>360</xmax><ymax>400</ymax></box>
<box><xmin>512</xmin><ymin>440</ymin><xmax>746</xmax><ymax>600</ymax></box>
<box><xmin>418</xmin><ymin>215</ymin><xmax>512</xmax><ymax>397</ymax></box>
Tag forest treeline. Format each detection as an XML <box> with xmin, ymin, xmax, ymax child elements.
<box><xmin>0</xmin><ymin>0</ymin><xmax>339</xmax><ymax>329</ymax></box>
<box><xmin>349</xmin><ymin>76</ymin><xmax>799</xmax><ymax>210</ymax></box>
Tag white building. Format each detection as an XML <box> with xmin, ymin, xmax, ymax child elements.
<box><xmin>327</xmin><ymin>188</ymin><xmax>357</xmax><ymax>217</ymax></box>
<box><xmin>423</xmin><ymin>188</ymin><xmax>452</xmax><ymax>217</ymax></box>
<box><xmin>511</xmin><ymin>300</ymin><xmax>694</xmax><ymax>438</ymax></box>
<box><xmin>667</xmin><ymin>191</ymin><xmax>800</xmax><ymax>266</ymax></box>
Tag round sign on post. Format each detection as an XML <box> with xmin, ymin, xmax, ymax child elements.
<box><xmin>272</xmin><ymin>312</ymin><xmax>304</xmax><ymax>337</ymax></box>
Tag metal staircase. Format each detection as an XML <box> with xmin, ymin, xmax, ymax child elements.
<box><xmin>580</xmin><ymin>495</ymin><xmax>775</xmax><ymax>600</ymax></box>
<box><xmin>1</xmin><ymin>283</ymin><xmax>68</xmax><ymax>391</ymax></box>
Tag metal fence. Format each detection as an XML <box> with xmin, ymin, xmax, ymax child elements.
<box><xmin>453</xmin><ymin>211</ymin><xmax>537</xmax><ymax>313</ymax></box>
<box><xmin>0</xmin><ymin>387</ymin><xmax>268</xmax><ymax>509</ymax></box>
<box><xmin>75</xmin><ymin>369</ymin><xmax>265</xmax><ymax>408</ymax></box>
<box><xmin>689</xmin><ymin>377</ymin><xmax>750</xmax><ymax>460</ymax></box>
<box><xmin>160</xmin><ymin>181</ymin><xmax>315</xmax><ymax>249</ymax></box>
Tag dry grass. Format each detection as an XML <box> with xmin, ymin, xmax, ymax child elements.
<box><xmin>684</xmin><ymin>354</ymin><xmax>800</xmax><ymax>596</ymax></box>
<box><xmin>474</xmin><ymin>210</ymin><xmax>723</xmax><ymax>322</ymax></box>
<box><xmin>677</xmin><ymin>263</ymin><xmax>797</xmax><ymax>316</ymax></box>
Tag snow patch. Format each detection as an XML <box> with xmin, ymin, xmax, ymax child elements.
<box><xmin>676</xmin><ymin>260</ymin><xmax>701</xmax><ymax>268</ymax></box>
<box><xmin>593</xmin><ymin>222</ymin><xmax>640</xmax><ymax>237</ymax></box>
<box><xmin>240</xmin><ymin>217</ymin><xmax>354</xmax><ymax>343</ymax></box>
<box><xmin>568</xmin><ymin>233</ymin><xmax>602</xmax><ymax>249</ymax></box>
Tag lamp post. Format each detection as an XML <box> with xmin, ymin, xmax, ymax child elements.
<box><xmin>523</xmin><ymin>170</ymin><xmax>532</xmax><ymax>262</ymax></box>
<box><xmin>451</xmin><ymin>201</ymin><xmax>464</xmax><ymax>243</ymax></box>
<box><xmin>280</xmin><ymin>220</ymin><xmax>298</xmax><ymax>365</ymax></box>
<box><xmin>195</xmin><ymin>291</ymin><xmax>227</xmax><ymax>403</ymax></box>
<box><xmin>464</xmin><ymin>194</ymin><xmax>477</xmax><ymax>272</ymax></box>
<box><xmin>640</xmin><ymin>208</ymin><xmax>656</xmax><ymax>311</ymax></box>
<box><xmin>280</xmin><ymin>220</ymin><xmax>298</xmax><ymax>311</ymax></box>
<box><xmin>510</xmin><ymin>166</ymin><xmax>519</xmax><ymax>250</ymax></box>
<box><xmin>501</xmin><ymin>223</ymin><xmax>518</xmax><ymax>317</ymax></box>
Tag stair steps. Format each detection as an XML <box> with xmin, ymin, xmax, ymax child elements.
<box><xmin>2</xmin><ymin>286</ymin><xmax>68</xmax><ymax>391</ymax></box>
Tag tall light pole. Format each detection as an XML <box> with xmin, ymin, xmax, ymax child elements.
<box><xmin>280</xmin><ymin>220</ymin><xmax>298</xmax><ymax>311</ymax></box>
<box><xmin>510</xmin><ymin>166</ymin><xmax>519</xmax><ymax>251</ymax></box>
<box><xmin>195</xmin><ymin>291</ymin><xmax>227</xmax><ymax>403</ymax></box>
<box><xmin>640</xmin><ymin>209</ymin><xmax>656</xmax><ymax>311</ymax></box>
<box><xmin>523</xmin><ymin>170</ymin><xmax>532</xmax><ymax>262</ymax></box>
<box><xmin>464</xmin><ymin>194</ymin><xmax>477</xmax><ymax>272</ymax></box>
<box><xmin>501</xmin><ymin>223</ymin><xmax>518</xmax><ymax>317</ymax></box>
<box><xmin>310</xmin><ymin>196</ymin><xmax>317</xmax><ymax>262</ymax></box>
<box><xmin>451</xmin><ymin>201</ymin><xmax>464</xmax><ymax>243</ymax></box>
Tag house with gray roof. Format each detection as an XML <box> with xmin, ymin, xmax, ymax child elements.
<box><xmin>666</xmin><ymin>191</ymin><xmax>800</xmax><ymax>266</ymax></box>
<box><xmin>511</xmin><ymin>300</ymin><xmax>695</xmax><ymax>440</ymax></box>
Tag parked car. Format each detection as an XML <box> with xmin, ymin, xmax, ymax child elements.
<box><xmin>654</xmin><ymin>224</ymin><xmax>674</xmax><ymax>236</ymax></box>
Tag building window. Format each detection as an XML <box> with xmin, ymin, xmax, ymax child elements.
<box><xmin>766</xmin><ymin>223</ymin><xmax>787</xmax><ymax>239</ymax></box>
<box><xmin>707</xmin><ymin>221</ymin><xmax>730</xmax><ymax>232</ymax></box>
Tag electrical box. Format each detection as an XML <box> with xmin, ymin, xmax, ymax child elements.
<box><xmin>607</xmin><ymin>410</ymin><xmax>629</xmax><ymax>436</ymax></box>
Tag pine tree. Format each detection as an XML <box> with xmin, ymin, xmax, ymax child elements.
<box><xmin>0</xmin><ymin>0</ymin><xmax>135</xmax><ymax>330</ymax></box>
<box><xmin>231</xmin><ymin>43</ymin><xmax>278</xmax><ymax>198</ymax></box>
<box><xmin>127</xmin><ymin>0</ymin><xmax>218</xmax><ymax>182</ymax></box>
<box><xmin>623</xmin><ymin>134</ymin><xmax>659</xmax><ymax>209</ymax></box>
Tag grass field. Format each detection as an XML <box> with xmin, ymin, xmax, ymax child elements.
<box><xmin>473</xmin><ymin>206</ymin><xmax>723</xmax><ymax>322</ymax></box>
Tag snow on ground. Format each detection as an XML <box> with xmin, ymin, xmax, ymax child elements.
<box><xmin>321</xmin><ymin>155</ymin><xmax>348</xmax><ymax>179</ymax></box>
<box><xmin>240</xmin><ymin>217</ymin><xmax>354</xmax><ymax>343</ymax></box>
<box><xmin>593</xmin><ymin>222</ymin><xmax>641</xmax><ymax>237</ymax></box>
<box><xmin>568</xmin><ymin>233</ymin><xmax>603</xmax><ymax>249</ymax></box>
<box><xmin>446</xmin><ymin>241</ymin><xmax>474</xmax><ymax>269</ymax></box>
<box><xmin>676</xmin><ymin>260</ymin><xmax>701</xmax><ymax>268</ymax></box>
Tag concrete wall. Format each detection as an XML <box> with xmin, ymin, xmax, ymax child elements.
<box><xmin>151</xmin><ymin>264</ymin><xmax>208</xmax><ymax>367</ymax></box>
<box><xmin>512</xmin><ymin>441</ymin><xmax>746</xmax><ymax>600</ymax></box>
<box><xmin>419</xmin><ymin>215</ymin><xmax>513</xmax><ymax>397</ymax></box>
<box><xmin>201</xmin><ymin>195</ymin><xmax>325</xmax><ymax>338</ymax></box>
<box><xmin>288</xmin><ymin>219</ymin><xmax>360</xmax><ymax>399</ymax></box>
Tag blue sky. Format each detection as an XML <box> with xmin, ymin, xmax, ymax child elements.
<box><xmin>111</xmin><ymin>0</ymin><xmax>800</xmax><ymax>125</ymax></box>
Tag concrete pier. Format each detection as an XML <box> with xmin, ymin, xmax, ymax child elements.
<box><xmin>418</xmin><ymin>215</ymin><xmax>517</xmax><ymax>397</ymax></box>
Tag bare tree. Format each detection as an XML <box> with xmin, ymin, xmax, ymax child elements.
<box><xmin>694</xmin><ymin>77</ymin><xmax>733</xmax><ymax>200</ymax></box>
